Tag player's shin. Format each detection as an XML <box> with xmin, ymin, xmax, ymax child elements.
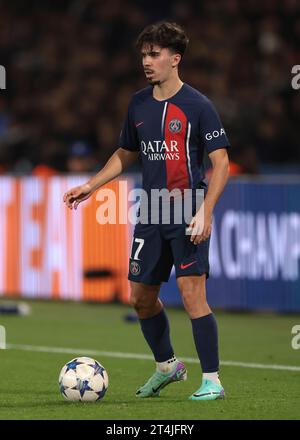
<box><xmin>191</xmin><ymin>313</ymin><xmax>221</xmax><ymax>384</ymax></box>
<box><xmin>139</xmin><ymin>308</ymin><xmax>175</xmax><ymax>367</ymax></box>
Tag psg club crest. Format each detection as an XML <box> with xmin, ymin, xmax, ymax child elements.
<box><xmin>168</xmin><ymin>119</ymin><xmax>182</xmax><ymax>133</ymax></box>
<box><xmin>130</xmin><ymin>261</ymin><xmax>141</xmax><ymax>276</ymax></box>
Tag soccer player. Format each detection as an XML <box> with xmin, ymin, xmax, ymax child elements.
<box><xmin>63</xmin><ymin>21</ymin><xmax>230</xmax><ymax>401</ymax></box>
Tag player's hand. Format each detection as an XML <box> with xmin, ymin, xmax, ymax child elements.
<box><xmin>188</xmin><ymin>204</ymin><xmax>212</xmax><ymax>245</ymax></box>
<box><xmin>63</xmin><ymin>183</ymin><xmax>93</xmax><ymax>210</ymax></box>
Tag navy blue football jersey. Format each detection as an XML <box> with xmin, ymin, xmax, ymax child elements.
<box><xmin>118</xmin><ymin>83</ymin><xmax>230</xmax><ymax>193</ymax></box>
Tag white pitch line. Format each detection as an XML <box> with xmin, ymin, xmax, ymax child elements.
<box><xmin>6</xmin><ymin>343</ymin><xmax>300</xmax><ymax>372</ymax></box>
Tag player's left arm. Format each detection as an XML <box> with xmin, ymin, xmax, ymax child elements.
<box><xmin>189</xmin><ymin>148</ymin><xmax>229</xmax><ymax>244</ymax></box>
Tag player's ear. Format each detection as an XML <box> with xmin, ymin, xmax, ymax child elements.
<box><xmin>172</xmin><ymin>53</ymin><xmax>181</xmax><ymax>68</ymax></box>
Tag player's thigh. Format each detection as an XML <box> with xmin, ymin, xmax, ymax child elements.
<box><xmin>177</xmin><ymin>274</ymin><xmax>210</xmax><ymax>318</ymax></box>
<box><xmin>129</xmin><ymin>281</ymin><xmax>161</xmax><ymax>309</ymax></box>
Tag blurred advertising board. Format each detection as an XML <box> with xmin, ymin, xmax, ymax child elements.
<box><xmin>160</xmin><ymin>179</ymin><xmax>300</xmax><ymax>312</ymax></box>
<box><xmin>1</xmin><ymin>176</ymin><xmax>299</xmax><ymax>312</ymax></box>
<box><xmin>0</xmin><ymin>176</ymin><xmax>132</xmax><ymax>303</ymax></box>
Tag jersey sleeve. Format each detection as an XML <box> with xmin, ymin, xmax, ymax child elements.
<box><xmin>199</xmin><ymin>98</ymin><xmax>230</xmax><ymax>153</ymax></box>
<box><xmin>118</xmin><ymin>99</ymin><xmax>139</xmax><ymax>152</ymax></box>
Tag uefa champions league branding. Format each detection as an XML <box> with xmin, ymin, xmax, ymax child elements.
<box><xmin>59</xmin><ymin>357</ymin><xmax>108</xmax><ymax>401</ymax></box>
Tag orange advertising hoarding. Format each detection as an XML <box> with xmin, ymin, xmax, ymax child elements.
<box><xmin>0</xmin><ymin>176</ymin><xmax>133</xmax><ymax>303</ymax></box>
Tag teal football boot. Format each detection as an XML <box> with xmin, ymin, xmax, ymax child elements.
<box><xmin>136</xmin><ymin>361</ymin><xmax>187</xmax><ymax>398</ymax></box>
<box><xmin>189</xmin><ymin>379</ymin><xmax>225</xmax><ymax>401</ymax></box>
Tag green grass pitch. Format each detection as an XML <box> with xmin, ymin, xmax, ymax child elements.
<box><xmin>0</xmin><ymin>300</ymin><xmax>299</xmax><ymax>420</ymax></box>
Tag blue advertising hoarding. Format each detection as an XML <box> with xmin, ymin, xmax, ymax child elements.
<box><xmin>159</xmin><ymin>179</ymin><xmax>300</xmax><ymax>312</ymax></box>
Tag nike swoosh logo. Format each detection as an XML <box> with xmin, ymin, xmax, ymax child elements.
<box><xmin>193</xmin><ymin>392</ymin><xmax>221</xmax><ymax>397</ymax></box>
<box><xmin>180</xmin><ymin>261</ymin><xmax>197</xmax><ymax>270</ymax></box>
<box><xmin>135</xmin><ymin>121</ymin><xmax>144</xmax><ymax>127</ymax></box>
<box><xmin>152</xmin><ymin>383</ymin><xmax>164</xmax><ymax>393</ymax></box>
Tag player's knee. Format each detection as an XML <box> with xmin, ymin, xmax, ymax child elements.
<box><xmin>129</xmin><ymin>292</ymin><xmax>154</xmax><ymax>312</ymax></box>
<box><xmin>129</xmin><ymin>282</ymin><xmax>160</xmax><ymax>312</ymax></box>
<box><xmin>182</xmin><ymin>288</ymin><xmax>207</xmax><ymax>305</ymax></box>
<box><xmin>129</xmin><ymin>294</ymin><xmax>142</xmax><ymax>310</ymax></box>
<box><xmin>178</xmin><ymin>278</ymin><xmax>207</xmax><ymax>307</ymax></box>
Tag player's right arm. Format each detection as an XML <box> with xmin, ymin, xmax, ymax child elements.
<box><xmin>63</xmin><ymin>148</ymin><xmax>139</xmax><ymax>210</ymax></box>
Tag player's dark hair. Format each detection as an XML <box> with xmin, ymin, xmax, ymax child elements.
<box><xmin>136</xmin><ymin>21</ymin><xmax>189</xmax><ymax>58</ymax></box>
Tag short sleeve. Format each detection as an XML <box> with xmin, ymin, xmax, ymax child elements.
<box><xmin>199</xmin><ymin>98</ymin><xmax>230</xmax><ymax>153</ymax></box>
<box><xmin>118</xmin><ymin>99</ymin><xmax>139</xmax><ymax>152</ymax></box>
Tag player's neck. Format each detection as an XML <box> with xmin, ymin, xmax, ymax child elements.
<box><xmin>152</xmin><ymin>76</ymin><xmax>184</xmax><ymax>101</ymax></box>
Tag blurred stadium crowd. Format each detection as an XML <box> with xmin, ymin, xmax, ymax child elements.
<box><xmin>0</xmin><ymin>0</ymin><xmax>299</xmax><ymax>175</ymax></box>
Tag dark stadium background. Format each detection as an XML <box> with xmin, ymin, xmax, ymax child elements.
<box><xmin>0</xmin><ymin>0</ymin><xmax>299</xmax><ymax>175</ymax></box>
<box><xmin>0</xmin><ymin>0</ymin><xmax>300</xmax><ymax>421</ymax></box>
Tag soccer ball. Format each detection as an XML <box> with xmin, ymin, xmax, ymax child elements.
<box><xmin>58</xmin><ymin>356</ymin><xmax>109</xmax><ymax>402</ymax></box>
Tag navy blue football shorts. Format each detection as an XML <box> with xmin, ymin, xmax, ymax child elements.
<box><xmin>128</xmin><ymin>221</ymin><xmax>210</xmax><ymax>285</ymax></box>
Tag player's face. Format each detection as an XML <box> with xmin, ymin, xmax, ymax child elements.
<box><xmin>141</xmin><ymin>44</ymin><xmax>180</xmax><ymax>85</ymax></box>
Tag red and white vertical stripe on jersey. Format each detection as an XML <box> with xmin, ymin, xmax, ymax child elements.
<box><xmin>161</xmin><ymin>102</ymin><xmax>168</xmax><ymax>136</ymax></box>
<box><xmin>164</xmin><ymin>102</ymin><xmax>191</xmax><ymax>191</ymax></box>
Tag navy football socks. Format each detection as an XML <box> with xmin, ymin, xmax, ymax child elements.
<box><xmin>139</xmin><ymin>308</ymin><xmax>174</xmax><ymax>362</ymax></box>
<box><xmin>191</xmin><ymin>313</ymin><xmax>219</xmax><ymax>373</ymax></box>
